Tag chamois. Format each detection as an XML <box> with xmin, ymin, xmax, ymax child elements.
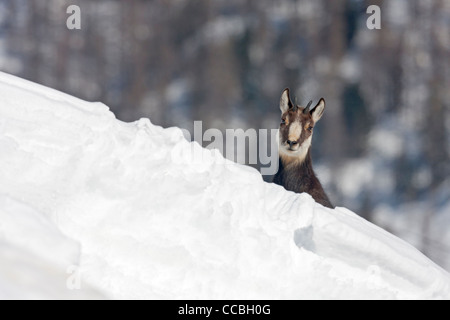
<box><xmin>273</xmin><ymin>88</ymin><xmax>334</xmax><ymax>208</ymax></box>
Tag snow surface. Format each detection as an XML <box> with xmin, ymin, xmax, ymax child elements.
<box><xmin>0</xmin><ymin>72</ymin><xmax>449</xmax><ymax>299</ymax></box>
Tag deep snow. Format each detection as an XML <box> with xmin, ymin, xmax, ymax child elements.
<box><xmin>0</xmin><ymin>72</ymin><xmax>449</xmax><ymax>299</ymax></box>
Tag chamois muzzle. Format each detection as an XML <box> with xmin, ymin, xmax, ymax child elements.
<box><xmin>286</xmin><ymin>140</ymin><xmax>298</xmax><ymax>150</ymax></box>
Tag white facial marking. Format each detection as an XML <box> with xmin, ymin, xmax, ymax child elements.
<box><xmin>288</xmin><ymin>121</ymin><xmax>301</xmax><ymax>142</ymax></box>
<box><xmin>279</xmin><ymin>135</ymin><xmax>312</xmax><ymax>166</ymax></box>
<box><xmin>295</xmin><ymin>135</ymin><xmax>312</xmax><ymax>162</ymax></box>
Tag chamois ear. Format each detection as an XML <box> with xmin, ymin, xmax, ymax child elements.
<box><xmin>280</xmin><ymin>88</ymin><xmax>293</xmax><ymax>113</ymax></box>
<box><xmin>311</xmin><ymin>98</ymin><xmax>325</xmax><ymax>122</ymax></box>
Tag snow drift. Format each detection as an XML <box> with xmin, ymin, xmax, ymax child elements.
<box><xmin>0</xmin><ymin>72</ymin><xmax>449</xmax><ymax>300</ymax></box>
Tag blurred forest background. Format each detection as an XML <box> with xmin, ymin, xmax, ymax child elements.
<box><xmin>0</xmin><ymin>0</ymin><xmax>449</xmax><ymax>270</ymax></box>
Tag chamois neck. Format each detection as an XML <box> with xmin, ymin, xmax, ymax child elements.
<box><xmin>280</xmin><ymin>147</ymin><xmax>313</xmax><ymax>170</ymax></box>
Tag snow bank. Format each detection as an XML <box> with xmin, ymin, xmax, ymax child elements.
<box><xmin>0</xmin><ymin>72</ymin><xmax>449</xmax><ymax>299</ymax></box>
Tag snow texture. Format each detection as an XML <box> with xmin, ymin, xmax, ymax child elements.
<box><xmin>0</xmin><ymin>72</ymin><xmax>449</xmax><ymax>299</ymax></box>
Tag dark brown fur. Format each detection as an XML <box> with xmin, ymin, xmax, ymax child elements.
<box><xmin>273</xmin><ymin>150</ymin><xmax>333</xmax><ymax>208</ymax></box>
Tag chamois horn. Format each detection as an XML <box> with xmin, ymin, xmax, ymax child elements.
<box><xmin>303</xmin><ymin>100</ymin><xmax>313</xmax><ymax>114</ymax></box>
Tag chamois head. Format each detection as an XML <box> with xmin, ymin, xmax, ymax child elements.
<box><xmin>278</xmin><ymin>88</ymin><xmax>325</xmax><ymax>163</ymax></box>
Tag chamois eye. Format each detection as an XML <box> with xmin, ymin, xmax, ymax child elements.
<box><xmin>281</xmin><ymin>119</ymin><xmax>286</xmax><ymax>125</ymax></box>
<box><xmin>308</xmin><ymin>126</ymin><xmax>313</xmax><ymax>132</ymax></box>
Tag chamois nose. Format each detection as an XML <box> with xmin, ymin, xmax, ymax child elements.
<box><xmin>287</xmin><ymin>140</ymin><xmax>298</xmax><ymax>148</ymax></box>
